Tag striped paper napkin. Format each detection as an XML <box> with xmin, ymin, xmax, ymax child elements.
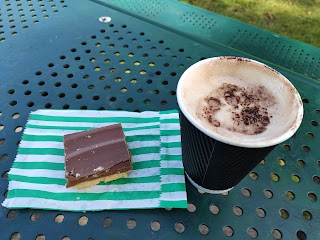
<box><xmin>2</xmin><ymin>109</ymin><xmax>187</xmax><ymax>211</ymax></box>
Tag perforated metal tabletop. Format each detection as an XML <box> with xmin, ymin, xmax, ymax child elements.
<box><xmin>0</xmin><ymin>0</ymin><xmax>319</xmax><ymax>239</ymax></box>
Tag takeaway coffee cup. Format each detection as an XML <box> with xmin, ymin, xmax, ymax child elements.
<box><xmin>177</xmin><ymin>56</ymin><xmax>303</xmax><ymax>194</ymax></box>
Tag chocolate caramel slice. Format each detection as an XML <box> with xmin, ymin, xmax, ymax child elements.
<box><xmin>63</xmin><ymin>124</ymin><xmax>132</xmax><ymax>188</ymax></box>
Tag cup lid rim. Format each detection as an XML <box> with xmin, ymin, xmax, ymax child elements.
<box><xmin>177</xmin><ymin>56</ymin><xmax>304</xmax><ymax>148</ymax></box>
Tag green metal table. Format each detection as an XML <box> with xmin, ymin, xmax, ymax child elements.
<box><xmin>1</xmin><ymin>0</ymin><xmax>319</xmax><ymax>239</ymax></box>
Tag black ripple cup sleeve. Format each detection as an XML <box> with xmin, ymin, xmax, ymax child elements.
<box><xmin>176</xmin><ymin>56</ymin><xmax>304</xmax><ymax>194</ymax></box>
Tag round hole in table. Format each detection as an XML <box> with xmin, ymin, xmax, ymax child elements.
<box><xmin>187</xmin><ymin>203</ymin><xmax>196</xmax><ymax>212</ymax></box>
<box><xmin>302</xmin><ymin>210</ymin><xmax>312</xmax><ymax>221</ymax></box>
<box><xmin>1</xmin><ymin>154</ymin><xmax>8</xmax><ymax>161</ymax></box>
<box><xmin>45</xmin><ymin>103</ymin><xmax>52</xmax><ymax>109</ymax></box>
<box><xmin>197</xmin><ymin>189</ymin><xmax>205</xmax><ymax>194</ymax></box>
<box><xmin>307</xmin><ymin>192</ymin><xmax>317</xmax><ymax>201</ymax></box>
<box><xmin>199</xmin><ymin>224</ymin><xmax>209</xmax><ymax>235</ymax></box>
<box><xmin>313</xmin><ymin>175</ymin><xmax>320</xmax><ymax>184</ymax></box>
<box><xmin>170</xmin><ymin>72</ymin><xmax>176</xmax><ymax>76</ymax></box>
<box><xmin>277</xmin><ymin>158</ymin><xmax>286</xmax><ymax>166</ymax></box>
<box><xmin>241</xmin><ymin>188</ymin><xmax>251</xmax><ymax>197</ymax></box>
<box><xmin>256</xmin><ymin>208</ymin><xmax>266</xmax><ymax>218</ymax></box>
<box><xmin>247</xmin><ymin>227</ymin><xmax>258</xmax><ymax>238</ymax></box>
<box><xmin>144</xmin><ymin>99</ymin><xmax>151</xmax><ymax>105</ymax></box>
<box><xmin>151</xmin><ymin>221</ymin><xmax>160</xmax><ymax>231</ymax></box>
<box><xmin>8</xmin><ymin>89</ymin><xmax>15</xmax><ymax>94</ymax></box>
<box><xmin>283</xmin><ymin>144</ymin><xmax>291</xmax><ymax>151</ymax></box>
<box><xmin>2</xmin><ymin>171</ymin><xmax>8</xmax><ymax>179</ymax></box>
<box><xmin>285</xmin><ymin>191</ymin><xmax>295</xmax><ymax>200</ymax></box>
<box><xmin>35</xmin><ymin>235</ymin><xmax>46</xmax><ymax>240</ymax></box>
<box><xmin>27</xmin><ymin>102</ymin><xmax>34</xmax><ymax>107</ymax></box>
<box><xmin>271</xmin><ymin>173</ymin><xmax>280</xmax><ymax>182</ymax></box>
<box><xmin>10</xmin><ymin>232</ymin><xmax>20</xmax><ymax>240</ymax></box>
<box><xmin>78</xmin><ymin>216</ymin><xmax>88</xmax><ymax>226</ymax></box>
<box><xmin>121</xmin><ymin>87</ymin><xmax>127</xmax><ymax>93</ymax></box>
<box><xmin>209</xmin><ymin>204</ymin><xmax>219</xmax><ymax>214</ymax></box>
<box><xmin>0</xmin><ymin>138</ymin><xmax>5</xmax><ymax>146</ymax></box>
<box><xmin>264</xmin><ymin>189</ymin><xmax>273</xmax><ymax>199</ymax></box>
<box><xmin>54</xmin><ymin>214</ymin><xmax>64</xmax><ymax>223</ymax></box>
<box><xmin>279</xmin><ymin>208</ymin><xmax>289</xmax><ymax>219</ymax></box>
<box><xmin>233</xmin><ymin>206</ymin><xmax>243</xmax><ymax>216</ymax></box>
<box><xmin>10</xmin><ymin>100</ymin><xmax>17</xmax><ymax>106</ymax></box>
<box><xmin>7</xmin><ymin>210</ymin><xmax>17</xmax><ymax>219</ymax></box>
<box><xmin>249</xmin><ymin>172</ymin><xmax>259</xmax><ymax>180</ymax></box>
<box><xmin>296</xmin><ymin>230</ymin><xmax>307</xmax><ymax>240</ymax></box>
<box><xmin>272</xmin><ymin>229</ymin><xmax>282</xmax><ymax>239</ymax></box>
<box><xmin>127</xmin><ymin>219</ymin><xmax>136</xmax><ymax>229</ymax></box>
<box><xmin>302</xmin><ymin>145</ymin><xmax>310</xmax><ymax>152</ymax></box>
<box><xmin>15</xmin><ymin>126</ymin><xmax>23</xmax><ymax>132</ymax></box>
<box><xmin>306</xmin><ymin>132</ymin><xmax>314</xmax><ymax>139</ymax></box>
<box><xmin>223</xmin><ymin>226</ymin><xmax>233</xmax><ymax>237</ymax></box>
<box><xmin>12</xmin><ymin>112</ymin><xmax>21</xmax><ymax>119</ymax></box>
<box><xmin>292</xmin><ymin>174</ymin><xmax>301</xmax><ymax>183</ymax></box>
<box><xmin>174</xmin><ymin>222</ymin><xmax>185</xmax><ymax>233</ymax></box>
<box><xmin>102</xmin><ymin>217</ymin><xmax>112</xmax><ymax>228</ymax></box>
<box><xmin>297</xmin><ymin>159</ymin><xmax>305</xmax><ymax>167</ymax></box>
<box><xmin>31</xmin><ymin>212</ymin><xmax>40</xmax><ymax>221</ymax></box>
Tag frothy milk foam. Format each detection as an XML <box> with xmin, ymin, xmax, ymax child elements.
<box><xmin>178</xmin><ymin>57</ymin><xmax>303</xmax><ymax>146</ymax></box>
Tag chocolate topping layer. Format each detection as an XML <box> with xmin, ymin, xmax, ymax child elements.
<box><xmin>200</xmin><ymin>83</ymin><xmax>275</xmax><ymax>135</ymax></box>
<box><xmin>63</xmin><ymin>124</ymin><xmax>132</xmax><ymax>188</ymax></box>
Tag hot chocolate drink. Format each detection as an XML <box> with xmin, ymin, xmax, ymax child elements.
<box><xmin>178</xmin><ymin>57</ymin><xmax>303</xmax><ymax>147</ymax></box>
<box><xmin>176</xmin><ymin>56</ymin><xmax>303</xmax><ymax>193</ymax></box>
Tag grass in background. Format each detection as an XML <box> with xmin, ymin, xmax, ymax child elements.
<box><xmin>183</xmin><ymin>0</ymin><xmax>320</xmax><ymax>47</ymax></box>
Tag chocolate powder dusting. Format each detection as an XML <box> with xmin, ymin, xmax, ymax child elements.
<box><xmin>200</xmin><ymin>83</ymin><xmax>276</xmax><ymax>135</ymax></box>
